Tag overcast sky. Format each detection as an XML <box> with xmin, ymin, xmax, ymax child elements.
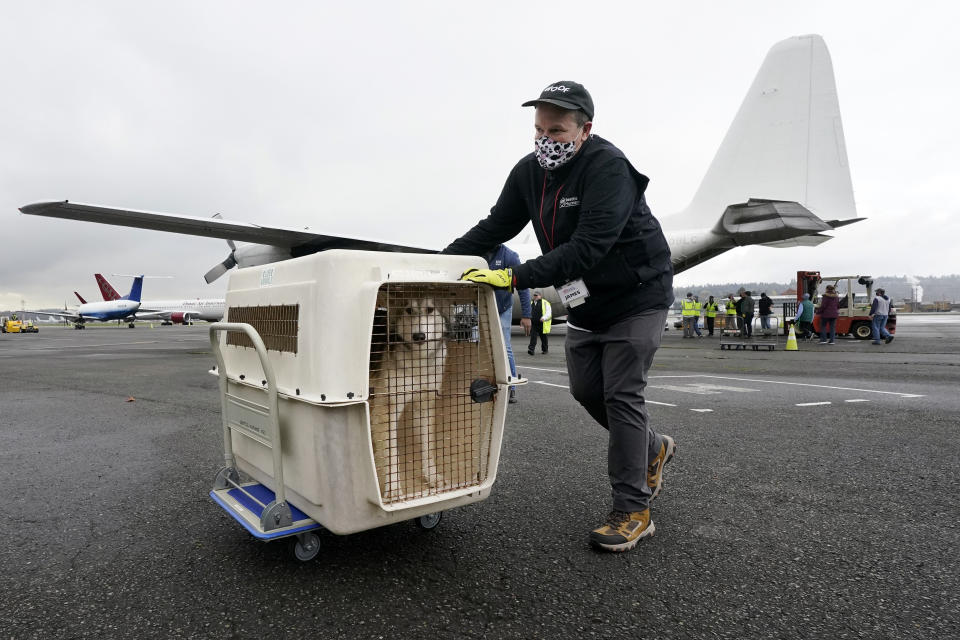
<box><xmin>2</xmin><ymin>1</ymin><xmax>958</xmax><ymax>309</ymax></box>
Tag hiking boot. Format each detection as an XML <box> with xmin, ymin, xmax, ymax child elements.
<box><xmin>589</xmin><ymin>509</ymin><xmax>655</xmax><ymax>552</ymax></box>
<box><xmin>648</xmin><ymin>435</ymin><xmax>676</xmax><ymax>501</ymax></box>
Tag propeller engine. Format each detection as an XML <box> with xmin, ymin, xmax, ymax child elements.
<box><xmin>203</xmin><ymin>240</ymin><xmax>293</xmax><ymax>283</ymax></box>
<box><xmin>204</xmin><ymin>239</ymin><xmax>238</xmax><ymax>284</ymax></box>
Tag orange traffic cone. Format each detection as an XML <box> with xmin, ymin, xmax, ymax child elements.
<box><xmin>785</xmin><ymin>325</ymin><xmax>798</xmax><ymax>351</ymax></box>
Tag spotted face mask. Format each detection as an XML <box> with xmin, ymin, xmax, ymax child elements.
<box><xmin>534</xmin><ymin>128</ymin><xmax>583</xmax><ymax>170</ymax></box>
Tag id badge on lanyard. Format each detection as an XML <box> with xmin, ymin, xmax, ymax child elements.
<box><xmin>558</xmin><ymin>278</ymin><xmax>590</xmax><ymax>307</ymax></box>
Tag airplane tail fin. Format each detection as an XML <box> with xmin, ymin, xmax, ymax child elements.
<box><xmin>676</xmin><ymin>34</ymin><xmax>857</xmax><ymax>227</ymax></box>
<box><xmin>127</xmin><ymin>276</ymin><xmax>145</xmax><ymax>303</ymax></box>
<box><xmin>74</xmin><ymin>291</ymin><xmax>87</xmax><ymax>304</ymax></box>
<box><xmin>95</xmin><ymin>273</ymin><xmax>123</xmax><ymax>301</ymax></box>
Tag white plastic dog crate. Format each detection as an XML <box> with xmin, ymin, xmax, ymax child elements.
<box><xmin>208</xmin><ymin>249</ymin><xmax>512</xmax><ymax>557</ymax></box>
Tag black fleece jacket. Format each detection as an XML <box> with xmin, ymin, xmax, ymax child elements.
<box><xmin>443</xmin><ymin>135</ymin><xmax>674</xmax><ymax>330</ymax></box>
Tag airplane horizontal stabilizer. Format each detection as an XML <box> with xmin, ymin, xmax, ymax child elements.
<box><xmin>670</xmin><ymin>198</ymin><xmax>865</xmax><ymax>274</ymax></box>
<box><xmin>713</xmin><ymin>199</ymin><xmax>839</xmax><ymax>246</ymax></box>
<box><xmin>825</xmin><ymin>217</ymin><xmax>867</xmax><ymax>229</ymax></box>
<box><xmin>757</xmin><ymin>234</ymin><xmax>833</xmax><ymax>248</ymax></box>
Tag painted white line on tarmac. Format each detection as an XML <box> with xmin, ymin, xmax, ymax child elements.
<box><xmin>523</xmin><ymin>366</ymin><xmax>568</xmax><ymax>374</ymax></box>
<box><xmin>532</xmin><ymin>380</ymin><xmax>678</xmax><ymax>408</ymax></box>
<box><xmin>532</xmin><ymin>381</ymin><xmax>568</xmax><ymax>389</ymax></box>
<box><xmin>690</xmin><ymin>408</ymin><xmax>714</xmax><ymax>413</ymax></box>
<box><xmin>845</xmin><ymin>399</ymin><xmax>869</xmax><ymax>403</ymax></box>
<box><xmin>694</xmin><ymin>384</ymin><xmax>757</xmax><ymax>393</ymax></box>
<box><xmin>649</xmin><ymin>374</ymin><xmax>925</xmax><ymax>398</ymax></box>
<box><xmin>649</xmin><ymin>384</ymin><xmax>720</xmax><ymax>395</ymax></box>
<box><xmin>796</xmin><ymin>401</ymin><xmax>832</xmax><ymax>406</ymax></box>
<box><xmin>19</xmin><ymin>340</ymin><xmax>162</xmax><ymax>351</ymax></box>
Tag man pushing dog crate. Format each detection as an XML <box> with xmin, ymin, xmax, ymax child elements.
<box><xmin>444</xmin><ymin>81</ymin><xmax>676</xmax><ymax>552</ymax></box>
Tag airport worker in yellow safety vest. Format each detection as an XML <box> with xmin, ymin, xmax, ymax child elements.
<box><xmin>528</xmin><ymin>291</ymin><xmax>552</xmax><ymax>355</ymax></box>
<box><xmin>681</xmin><ymin>292</ymin><xmax>697</xmax><ymax>338</ymax></box>
<box><xmin>725</xmin><ymin>294</ymin><xmax>738</xmax><ymax>332</ymax></box>
<box><xmin>704</xmin><ymin>296</ymin><xmax>719</xmax><ymax>336</ymax></box>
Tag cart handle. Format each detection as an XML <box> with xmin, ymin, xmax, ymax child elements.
<box><xmin>208</xmin><ymin>322</ymin><xmax>287</xmax><ymax>508</ymax></box>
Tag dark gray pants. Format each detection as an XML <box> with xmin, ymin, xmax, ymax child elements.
<box><xmin>565</xmin><ymin>308</ymin><xmax>667</xmax><ymax>512</ymax></box>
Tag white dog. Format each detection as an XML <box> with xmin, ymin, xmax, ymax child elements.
<box><xmin>370</xmin><ymin>297</ymin><xmax>447</xmax><ymax>501</ymax></box>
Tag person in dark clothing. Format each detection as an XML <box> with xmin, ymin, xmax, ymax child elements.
<box><xmin>528</xmin><ymin>291</ymin><xmax>550</xmax><ymax>354</ymax></box>
<box><xmin>740</xmin><ymin>291</ymin><xmax>755</xmax><ymax>338</ymax></box>
<box><xmin>758</xmin><ymin>292</ymin><xmax>774</xmax><ymax>334</ymax></box>
<box><xmin>444</xmin><ymin>80</ymin><xmax>676</xmax><ymax>553</ymax></box>
<box><xmin>817</xmin><ymin>284</ymin><xmax>840</xmax><ymax>344</ymax></box>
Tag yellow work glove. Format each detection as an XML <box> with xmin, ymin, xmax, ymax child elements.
<box><xmin>460</xmin><ymin>268</ymin><xmax>513</xmax><ymax>291</ymax></box>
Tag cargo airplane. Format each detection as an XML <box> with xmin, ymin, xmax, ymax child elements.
<box><xmin>20</xmin><ymin>35</ymin><xmax>861</xmax><ymax>320</ymax></box>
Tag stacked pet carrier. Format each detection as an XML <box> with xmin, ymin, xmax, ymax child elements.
<box><xmin>208</xmin><ymin>250</ymin><xmax>512</xmax><ymax>560</ymax></box>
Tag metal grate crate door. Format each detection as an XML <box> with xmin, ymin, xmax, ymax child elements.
<box><xmin>368</xmin><ymin>283</ymin><xmax>498</xmax><ymax>504</ymax></box>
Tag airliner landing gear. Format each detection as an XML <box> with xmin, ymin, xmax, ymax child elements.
<box><xmin>128</xmin><ymin>322</ymin><xmax>136</xmax><ymax>328</ymax></box>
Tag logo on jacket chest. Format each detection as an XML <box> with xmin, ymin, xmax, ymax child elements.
<box><xmin>558</xmin><ymin>196</ymin><xmax>580</xmax><ymax>209</ymax></box>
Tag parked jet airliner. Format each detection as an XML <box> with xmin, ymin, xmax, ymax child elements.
<box><xmin>40</xmin><ymin>276</ymin><xmax>146</xmax><ymax>328</ymax></box>
<box><xmin>95</xmin><ymin>274</ymin><xmax>225</xmax><ymax>324</ymax></box>
<box><xmin>19</xmin><ymin>35</ymin><xmax>860</xmax><ymax>317</ymax></box>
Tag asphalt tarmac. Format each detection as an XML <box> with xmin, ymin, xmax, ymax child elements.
<box><xmin>1</xmin><ymin>315</ymin><xmax>958</xmax><ymax>639</ymax></box>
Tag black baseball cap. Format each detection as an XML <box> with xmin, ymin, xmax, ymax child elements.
<box><xmin>522</xmin><ymin>80</ymin><xmax>594</xmax><ymax>120</ymax></box>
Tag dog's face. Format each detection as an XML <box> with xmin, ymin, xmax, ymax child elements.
<box><xmin>393</xmin><ymin>298</ymin><xmax>446</xmax><ymax>348</ymax></box>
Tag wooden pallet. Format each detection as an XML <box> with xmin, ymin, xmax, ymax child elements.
<box><xmin>719</xmin><ymin>341</ymin><xmax>777</xmax><ymax>351</ymax></box>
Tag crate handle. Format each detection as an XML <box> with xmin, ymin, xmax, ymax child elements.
<box><xmin>209</xmin><ymin>322</ymin><xmax>291</xmax><ymax>521</ymax></box>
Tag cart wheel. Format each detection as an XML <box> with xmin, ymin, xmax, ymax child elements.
<box><xmin>415</xmin><ymin>512</ymin><xmax>443</xmax><ymax>530</ymax></box>
<box><xmin>290</xmin><ymin>532</ymin><xmax>321</xmax><ymax>562</ymax></box>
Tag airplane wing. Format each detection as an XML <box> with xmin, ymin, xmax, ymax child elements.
<box><xmin>19</xmin><ymin>201</ymin><xmax>438</xmax><ymax>254</ymax></box>
<box><xmin>132</xmin><ymin>308</ymin><xmax>170</xmax><ymax>320</ymax></box>
<box><xmin>25</xmin><ymin>309</ymin><xmax>79</xmax><ymax>321</ymax></box>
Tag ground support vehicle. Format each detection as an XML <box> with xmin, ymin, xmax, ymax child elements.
<box><xmin>794</xmin><ymin>270</ymin><xmax>896</xmax><ymax>340</ymax></box>
<box><xmin>2</xmin><ymin>315</ymin><xmax>24</xmax><ymax>333</ymax></box>
<box><xmin>207</xmin><ymin>251</ymin><xmax>515</xmax><ymax>561</ymax></box>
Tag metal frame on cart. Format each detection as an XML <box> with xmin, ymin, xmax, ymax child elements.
<box><xmin>207</xmin><ymin>322</ymin><xmax>323</xmax><ymax>560</ymax></box>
